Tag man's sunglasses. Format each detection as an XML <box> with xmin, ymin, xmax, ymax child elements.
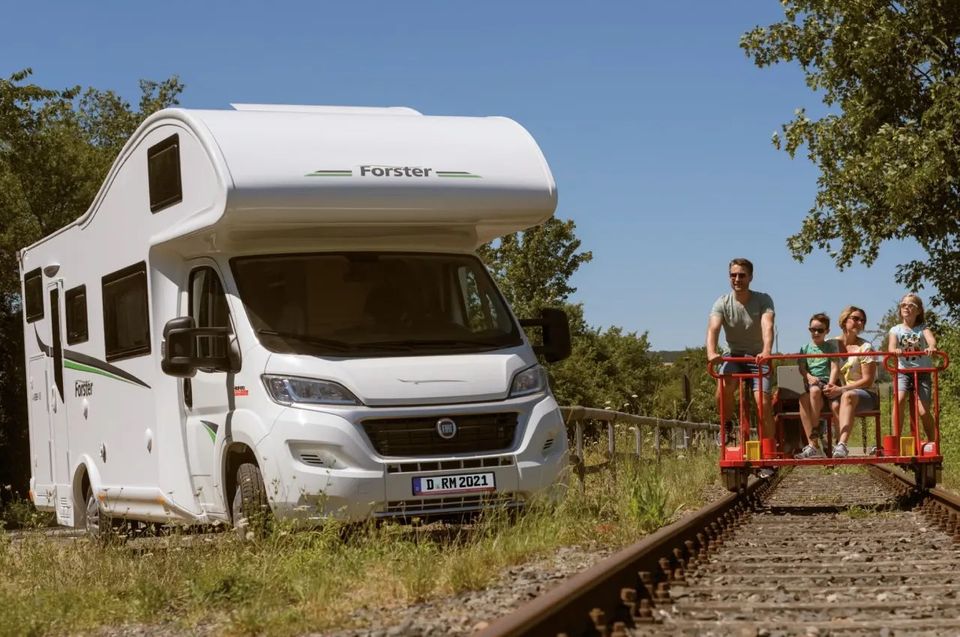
<box><xmin>729</xmin><ymin>272</ymin><xmax>749</xmax><ymax>279</ymax></box>
<box><xmin>808</xmin><ymin>327</ymin><xmax>826</xmax><ymax>334</ymax></box>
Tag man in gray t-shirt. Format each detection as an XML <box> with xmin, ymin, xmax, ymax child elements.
<box><xmin>706</xmin><ymin>258</ymin><xmax>775</xmax><ymax>443</ymax></box>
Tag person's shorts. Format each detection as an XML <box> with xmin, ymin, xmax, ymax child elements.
<box><xmin>719</xmin><ymin>358</ymin><xmax>772</xmax><ymax>394</ymax></box>
<box><xmin>841</xmin><ymin>388</ymin><xmax>879</xmax><ymax>413</ymax></box>
<box><xmin>803</xmin><ymin>377</ymin><xmax>830</xmax><ymax>393</ymax></box>
<box><xmin>897</xmin><ymin>371</ymin><xmax>932</xmax><ymax>404</ymax></box>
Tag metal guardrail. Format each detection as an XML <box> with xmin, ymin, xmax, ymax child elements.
<box><xmin>560</xmin><ymin>406</ymin><xmax>720</xmax><ymax>480</ymax></box>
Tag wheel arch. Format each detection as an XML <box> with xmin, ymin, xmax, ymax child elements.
<box><xmin>222</xmin><ymin>440</ymin><xmax>260</xmax><ymax>520</ymax></box>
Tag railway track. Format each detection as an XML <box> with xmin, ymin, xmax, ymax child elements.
<box><xmin>478</xmin><ymin>466</ymin><xmax>960</xmax><ymax>636</ymax></box>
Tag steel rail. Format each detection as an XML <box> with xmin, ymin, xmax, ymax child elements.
<box><xmin>869</xmin><ymin>464</ymin><xmax>960</xmax><ymax>516</ymax></box>
<box><xmin>475</xmin><ymin>471</ymin><xmax>775</xmax><ymax>637</ymax></box>
<box><xmin>478</xmin><ymin>466</ymin><xmax>960</xmax><ymax>637</ymax></box>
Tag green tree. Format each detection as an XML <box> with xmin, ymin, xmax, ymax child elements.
<box><xmin>650</xmin><ymin>347</ymin><xmax>718</xmax><ymax>424</ymax></box>
<box><xmin>547</xmin><ymin>304</ymin><xmax>661</xmax><ymax>411</ymax></box>
<box><xmin>478</xmin><ymin>217</ymin><xmax>593</xmax><ymax>319</ymax></box>
<box><xmin>479</xmin><ymin>219</ymin><xmax>665</xmax><ymax>411</ymax></box>
<box><xmin>0</xmin><ymin>69</ymin><xmax>182</xmax><ymax>493</ymax></box>
<box><xmin>741</xmin><ymin>2</ymin><xmax>960</xmax><ymax>315</ymax></box>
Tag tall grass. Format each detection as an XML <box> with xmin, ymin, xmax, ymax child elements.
<box><xmin>0</xmin><ymin>443</ymin><xmax>719</xmax><ymax>636</ymax></box>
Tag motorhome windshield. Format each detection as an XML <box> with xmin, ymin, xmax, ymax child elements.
<box><xmin>232</xmin><ymin>253</ymin><xmax>523</xmax><ymax>357</ymax></box>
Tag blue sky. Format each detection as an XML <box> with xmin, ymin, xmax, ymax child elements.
<box><xmin>2</xmin><ymin>1</ymin><xmax>927</xmax><ymax>352</ymax></box>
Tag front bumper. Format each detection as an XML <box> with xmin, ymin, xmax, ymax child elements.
<box><xmin>261</xmin><ymin>393</ymin><xmax>568</xmax><ymax>522</ymax></box>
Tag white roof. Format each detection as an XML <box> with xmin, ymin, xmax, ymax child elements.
<box><xmin>23</xmin><ymin>104</ymin><xmax>558</xmax><ymax>254</ymax></box>
<box><xmin>181</xmin><ymin>104</ymin><xmax>556</xmax><ymax>245</ymax></box>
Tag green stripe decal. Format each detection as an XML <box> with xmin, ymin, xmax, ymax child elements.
<box><xmin>64</xmin><ymin>359</ymin><xmax>135</xmax><ymax>384</ymax></box>
<box><xmin>307</xmin><ymin>170</ymin><xmax>352</xmax><ymax>177</ymax></box>
<box><xmin>437</xmin><ymin>171</ymin><xmax>481</xmax><ymax>178</ymax></box>
<box><xmin>201</xmin><ymin>421</ymin><xmax>217</xmax><ymax>443</ymax></box>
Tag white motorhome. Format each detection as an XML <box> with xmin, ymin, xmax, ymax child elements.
<box><xmin>19</xmin><ymin>104</ymin><xmax>571</xmax><ymax>535</ymax></box>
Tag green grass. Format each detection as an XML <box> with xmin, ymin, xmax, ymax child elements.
<box><xmin>0</xmin><ymin>443</ymin><xmax>720</xmax><ymax>636</ymax></box>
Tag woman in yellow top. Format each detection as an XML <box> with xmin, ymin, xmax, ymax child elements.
<box><xmin>822</xmin><ymin>306</ymin><xmax>879</xmax><ymax>458</ymax></box>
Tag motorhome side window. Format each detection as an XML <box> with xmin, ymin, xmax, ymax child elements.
<box><xmin>24</xmin><ymin>267</ymin><xmax>44</xmax><ymax>323</ymax></box>
<box><xmin>102</xmin><ymin>262</ymin><xmax>150</xmax><ymax>361</ymax></box>
<box><xmin>65</xmin><ymin>285</ymin><xmax>88</xmax><ymax>344</ymax></box>
<box><xmin>189</xmin><ymin>267</ymin><xmax>231</xmax><ymax>360</ymax></box>
<box><xmin>147</xmin><ymin>134</ymin><xmax>182</xmax><ymax>213</ymax></box>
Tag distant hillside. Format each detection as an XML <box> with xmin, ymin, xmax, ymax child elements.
<box><xmin>652</xmin><ymin>350</ymin><xmax>687</xmax><ymax>364</ymax></box>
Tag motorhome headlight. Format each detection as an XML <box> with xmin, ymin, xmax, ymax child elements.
<box><xmin>262</xmin><ymin>375</ymin><xmax>361</xmax><ymax>406</ymax></box>
<box><xmin>509</xmin><ymin>364</ymin><xmax>548</xmax><ymax>398</ymax></box>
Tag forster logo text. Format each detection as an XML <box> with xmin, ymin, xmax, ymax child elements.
<box><xmin>306</xmin><ymin>167</ymin><xmax>481</xmax><ymax>179</ymax></box>
<box><xmin>361</xmin><ymin>165</ymin><xmax>432</xmax><ymax>177</ymax></box>
<box><xmin>75</xmin><ymin>380</ymin><xmax>93</xmax><ymax>397</ymax></box>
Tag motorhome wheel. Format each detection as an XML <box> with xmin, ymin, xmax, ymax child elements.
<box><xmin>84</xmin><ymin>488</ymin><xmax>114</xmax><ymax>542</ymax></box>
<box><xmin>232</xmin><ymin>463</ymin><xmax>271</xmax><ymax>539</ymax></box>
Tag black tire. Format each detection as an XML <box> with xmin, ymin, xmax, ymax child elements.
<box><xmin>84</xmin><ymin>487</ymin><xmax>116</xmax><ymax>543</ymax></box>
<box><xmin>232</xmin><ymin>462</ymin><xmax>271</xmax><ymax>539</ymax></box>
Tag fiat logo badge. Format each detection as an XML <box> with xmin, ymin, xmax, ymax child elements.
<box><xmin>436</xmin><ymin>418</ymin><xmax>457</xmax><ymax>440</ymax></box>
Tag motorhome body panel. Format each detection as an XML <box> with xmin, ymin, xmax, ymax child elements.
<box><xmin>20</xmin><ymin>104</ymin><xmax>566</xmax><ymax>529</ymax></box>
<box><xmin>20</xmin><ymin>122</ymin><xmax>226</xmax><ymax>522</ymax></box>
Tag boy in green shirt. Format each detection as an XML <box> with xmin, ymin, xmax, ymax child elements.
<box><xmin>795</xmin><ymin>313</ymin><xmax>840</xmax><ymax>458</ymax></box>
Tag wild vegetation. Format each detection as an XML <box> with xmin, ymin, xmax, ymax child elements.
<box><xmin>5</xmin><ymin>7</ymin><xmax>960</xmax><ymax>626</ymax></box>
<box><xmin>0</xmin><ymin>444</ymin><xmax>718</xmax><ymax>637</ymax></box>
<box><xmin>742</xmin><ymin>0</ymin><xmax>960</xmax><ymax>315</ymax></box>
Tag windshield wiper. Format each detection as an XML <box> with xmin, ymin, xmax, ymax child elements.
<box><xmin>256</xmin><ymin>329</ymin><xmax>354</xmax><ymax>352</ymax></box>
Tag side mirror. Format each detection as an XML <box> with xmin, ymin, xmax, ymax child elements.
<box><xmin>162</xmin><ymin>317</ymin><xmax>197</xmax><ymax>377</ymax></box>
<box><xmin>161</xmin><ymin>317</ymin><xmax>242</xmax><ymax>377</ymax></box>
<box><xmin>520</xmin><ymin>308</ymin><xmax>571</xmax><ymax>363</ymax></box>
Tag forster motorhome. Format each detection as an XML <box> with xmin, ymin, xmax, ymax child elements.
<box><xmin>19</xmin><ymin>103</ymin><xmax>571</xmax><ymax>535</ymax></box>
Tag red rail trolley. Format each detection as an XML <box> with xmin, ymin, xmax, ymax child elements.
<box><xmin>709</xmin><ymin>350</ymin><xmax>949</xmax><ymax>491</ymax></box>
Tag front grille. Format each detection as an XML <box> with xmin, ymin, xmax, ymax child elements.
<box><xmin>377</xmin><ymin>492</ymin><xmax>523</xmax><ymax>518</ymax></box>
<box><xmin>386</xmin><ymin>455</ymin><xmax>514</xmax><ymax>474</ymax></box>
<box><xmin>362</xmin><ymin>412</ymin><xmax>519</xmax><ymax>457</ymax></box>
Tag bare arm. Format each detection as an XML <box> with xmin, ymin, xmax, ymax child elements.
<box><xmin>760</xmin><ymin>311</ymin><xmax>775</xmax><ymax>359</ymax></box>
<box><xmin>842</xmin><ymin>357</ymin><xmax>876</xmax><ymax>391</ymax></box>
<box><xmin>887</xmin><ymin>331</ymin><xmax>900</xmax><ymax>355</ymax></box>
<box><xmin>706</xmin><ymin>314</ymin><xmax>722</xmax><ymax>364</ymax></box>
<box><xmin>924</xmin><ymin>327</ymin><xmax>937</xmax><ymax>352</ymax></box>
<box><xmin>828</xmin><ymin>359</ymin><xmax>840</xmax><ymax>386</ymax></box>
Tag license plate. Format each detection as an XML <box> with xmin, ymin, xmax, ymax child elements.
<box><xmin>412</xmin><ymin>472</ymin><xmax>496</xmax><ymax>496</ymax></box>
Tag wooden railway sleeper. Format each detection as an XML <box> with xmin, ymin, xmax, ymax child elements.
<box><xmin>639</xmin><ymin>570</ymin><xmax>655</xmax><ymax>601</ymax></box>
<box><xmin>672</xmin><ymin>547</ymin><xmax>686</xmax><ymax>572</ymax></box>
<box><xmin>589</xmin><ymin>607</ymin><xmax>607</xmax><ymax>637</ymax></box>
<box><xmin>619</xmin><ymin>588</ymin><xmax>637</xmax><ymax>621</ymax></box>
<box><xmin>655</xmin><ymin>581</ymin><xmax>670</xmax><ymax>603</ymax></box>
<box><xmin>659</xmin><ymin>557</ymin><xmax>673</xmax><ymax>583</ymax></box>
<box><xmin>636</xmin><ymin>598</ymin><xmax>654</xmax><ymax>623</ymax></box>
<box><xmin>684</xmin><ymin>540</ymin><xmax>699</xmax><ymax>568</ymax></box>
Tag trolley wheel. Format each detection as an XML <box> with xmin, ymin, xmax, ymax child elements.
<box><xmin>914</xmin><ymin>464</ymin><xmax>939</xmax><ymax>491</ymax></box>
<box><xmin>723</xmin><ymin>469</ymin><xmax>748</xmax><ymax>492</ymax></box>
<box><xmin>232</xmin><ymin>462</ymin><xmax>272</xmax><ymax>539</ymax></box>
